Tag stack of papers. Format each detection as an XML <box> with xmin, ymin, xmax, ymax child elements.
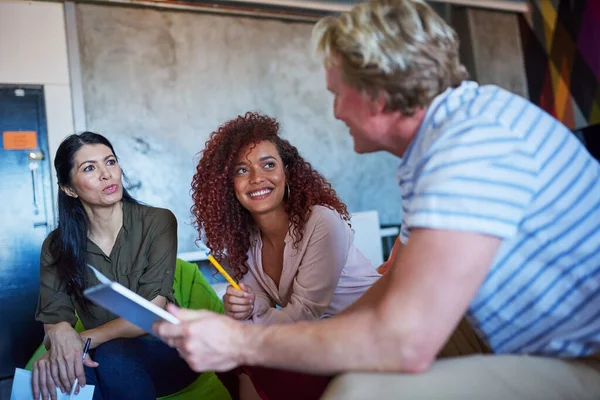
<box><xmin>10</xmin><ymin>368</ymin><xmax>94</xmax><ymax>400</ymax></box>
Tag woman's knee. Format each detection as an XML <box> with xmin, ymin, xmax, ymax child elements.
<box><xmin>96</xmin><ymin>337</ymin><xmax>155</xmax><ymax>359</ymax></box>
<box><xmin>93</xmin><ymin>340</ymin><xmax>156</xmax><ymax>398</ymax></box>
<box><xmin>92</xmin><ymin>338</ymin><xmax>129</xmax><ymax>363</ymax></box>
<box><xmin>92</xmin><ymin>338</ymin><xmax>149</xmax><ymax>376</ymax></box>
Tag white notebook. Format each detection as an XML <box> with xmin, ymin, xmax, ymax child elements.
<box><xmin>10</xmin><ymin>368</ymin><xmax>94</xmax><ymax>400</ymax></box>
<box><xmin>83</xmin><ymin>265</ymin><xmax>180</xmax><ymax>336</ymax></box>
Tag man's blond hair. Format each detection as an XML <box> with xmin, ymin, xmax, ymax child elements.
<box><xmin>313</xmin><ymin>0</ymin><xmax>467</xmax><ymax>115</ymax></box>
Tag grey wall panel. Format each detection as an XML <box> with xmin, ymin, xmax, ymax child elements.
<box><xmin>453</xmin><ymin>7</ymin><xmax>529</xmax><ymax>99</ymax></box>
<box><xmin>76</xmin><ymin>4</ymin><xmax>401</xmax><ymax>252</ymax></box>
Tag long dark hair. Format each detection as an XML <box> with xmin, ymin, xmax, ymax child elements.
<box><xmin>49</xmin><ymin>131</ymin><xmax>137</xmax><ymax>312</ymax></box>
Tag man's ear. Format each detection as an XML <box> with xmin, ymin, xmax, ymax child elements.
<box><xmin>365</xmin><ymin>90</ymin><xmax>387</xmax><ymax>116</ymax></box>
<box><xmin>373</xmin><ymin>91</ymin><xmax>388</xmax><ymax>115</ymax></box>
<box><xmin>61</xmin><ymin>185</ymin><xmax>78</xmax><ymax>199</ymax></box>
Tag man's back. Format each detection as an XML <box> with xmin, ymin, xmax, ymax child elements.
<box><xmin>397</xmin><ymin>81</ymin><xmax>600</xmax><ymax>358</ymax></box>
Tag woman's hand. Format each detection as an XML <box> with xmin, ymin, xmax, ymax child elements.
<box><xmin>32</xmin><ymin>322</ymin><xmax>99</xmax><ymax>400</ymax></box>
<box><xmin>223</xmin><ymin>283</ymin><xmax>255</xmax><ymax>320</ymax></box>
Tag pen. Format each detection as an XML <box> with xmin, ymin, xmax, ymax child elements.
<box><xmin>69</xmin><ymin>338</ymin><xmax>91</xmax><ymax>399</ymax></box>
<box><xmin>206</xmin><ymin>252</ymin><xmax>241</xmax><ymax>290</ymax></box>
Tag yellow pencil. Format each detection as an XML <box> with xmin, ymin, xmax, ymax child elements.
<box><xmin>206</xmin><ymin>252</ymin><xmax>241</xmax><ymax>290</ymax></box>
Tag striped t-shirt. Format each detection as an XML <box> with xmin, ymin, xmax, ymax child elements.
<box><xmin>397</xmin><ymin>81</ymin><xmax>600</xmax><ymax>357</ymax></box>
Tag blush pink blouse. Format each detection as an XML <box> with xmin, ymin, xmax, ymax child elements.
<box><xmin>241</xmin><ymin>205</ymin><xmax>381</xmax><ymax>325</ymax></box>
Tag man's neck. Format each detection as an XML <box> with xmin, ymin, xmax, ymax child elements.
<box><xmin>383</xmin><ymin>107</ymin><xmax>428</xmax><ymax>158</ymax></box>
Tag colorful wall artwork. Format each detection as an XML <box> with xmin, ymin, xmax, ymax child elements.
<box><xmin>518</xmin><ymin>0</ymin><xmax>600</xmax><ymax>129</ymax></box>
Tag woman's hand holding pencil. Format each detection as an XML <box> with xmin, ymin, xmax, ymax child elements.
<box><xmin>206</xmin><ymin>253</ymin><xmax>241</xmax><ymax>290</ymax></box>
<box><xmin>223</xmin><ymin>283</ymin><xmax>255</xmax><ymax>320</ymax></box>
<box><xmin>205</xmin><ymin>252</ymin><xmax>255</xmax><ymax>319</ymax></box>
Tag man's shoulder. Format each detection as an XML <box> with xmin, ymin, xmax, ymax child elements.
<box><xmin>414</xmin><ymin>84</ymin><xmax>515</xmax><ymax>157</ymax></box>
<box><xmin>441</xmin><ymin>85</ymin><xmax>515</xmax><ymax>124</ymax></box>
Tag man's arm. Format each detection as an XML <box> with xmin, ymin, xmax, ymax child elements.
<box><xmin>242</xmin><ymin>228</ymin><xmax>500</xmax><ymax>373</ymax></box>
<box><xmin>158</xmin><ymin>228</ymin><xmax>500</xmax><ymax>374</ymax></box>
<box><xmin>332</xmin><ymin>237</ymin><xmax>401</xmax><ymax>317</ymax></box>
<box><xmin>337</xmin><ymin>268</ymin><xmax>391</xmax><ymax>316</ymax></box>
<box><xmin>377</xmin><ymin>237</ymin><xmax>403</xmax><ymax>275</ymax></box>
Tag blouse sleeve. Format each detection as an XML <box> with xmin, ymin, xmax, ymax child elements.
<box><xmin>35</xmin><ymin>235</ymin><xmax>78</xmax><ymax>327</ymax></box>
<box><xmin>248</xmin><ymin>208</ymin><xmax>351</xmax><ymax>325</ymax></box>
<box><xmin>136</xmin><ymin>208</ymin><xmax>178</xmax><ymax>303</ymax></box>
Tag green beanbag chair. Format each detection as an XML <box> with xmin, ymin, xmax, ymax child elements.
<box><xmin>25</xmin><ymin>258</ymin><xmax>231</xmax><ymax>400</ymax></box>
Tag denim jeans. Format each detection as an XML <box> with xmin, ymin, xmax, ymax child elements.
<box><xmin>84</xmin><ymin>336</ymin><xmax>198</xmax><ymax>400</ymax></box>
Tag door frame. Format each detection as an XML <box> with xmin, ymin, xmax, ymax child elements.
<box><xmin>1</xmin><ymin>84</ymin><xmax>56</xmax><ymax>231</ymax></box>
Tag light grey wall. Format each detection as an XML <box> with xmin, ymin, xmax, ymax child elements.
<box><xmin>453</xmin><ymin>7</ymin><xmax>528</xmax><ymax>99</ymax></box>
<box><xmin>76</xmin><ymin>4</ymin><xmax>402</xmax><ymax>252</ymax></box>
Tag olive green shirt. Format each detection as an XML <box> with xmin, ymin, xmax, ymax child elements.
<box><xmin>35</xmin><ymin>201</ymin><xmax>178</xmax><ymax>330</ymax></box>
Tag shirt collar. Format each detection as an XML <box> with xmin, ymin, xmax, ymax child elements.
<box><xmin>121</xmin><ymin>200</ymin><xmax>132</xmax><ymax>235</ymax></box>
<box><xmin>86</xmin><ymin>200</ymin><xmax>131</xmax><ymax>255</ymax></box>
<box><xmin>398</xmin><ymin>81</ymin><xmax>477</xmax><ymax>172</ymax></box>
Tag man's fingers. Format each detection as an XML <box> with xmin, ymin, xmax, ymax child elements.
<box><xmin>166</xmin><ymin>337</ymin><xmax>176</xmax><ymax>348</ymax></box>
<box><xmin>168</xmin><ymin>304</ymin><xmax>216</xmax><ymax>322</ymax></box>
<box><xmin>154</xmin><ymin>319</ymin><xmax>185</xmax><ymax>339</ymax></box>
<box><xmin>176</xmin><ymin>340</ymin><xmax>191</xmax><ymax>357</ymax></box>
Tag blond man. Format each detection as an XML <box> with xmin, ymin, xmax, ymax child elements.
<box><xmin>156</xmin><ymin>0</ymin><xmax>600</xmax><ymax>398</ymax></box>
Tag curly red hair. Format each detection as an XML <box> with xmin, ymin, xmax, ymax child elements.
<box><xmin>191</xmin><ymin>112</ymin><xmax>350</xmax><ymax>281</ymax></box>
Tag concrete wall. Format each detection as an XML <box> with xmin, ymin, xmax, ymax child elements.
<box><xmin>76</xmin><ymin>4</ymin><xmax>402</xmax><ymax>253</ymax></box>
<box><xmin>0</xmin><ymin>1</ymin><xmax>530</xmax><ymax>254</ymax></box>
<box><xmin>453</xmin><ymin>7</ymin><xmax>529</xmax><ymax>98</ymax></box>
<box><xmin>0</xmin><ymin>0</ymin><xmax>75</xmax><ymax>219</ymax></box>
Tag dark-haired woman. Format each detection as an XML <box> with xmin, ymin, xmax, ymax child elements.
<box><xmin>32</xmin><ymin>132</ymin><xmax>198</xmax><ymax>400</ymax></box>
<box><xmin>190</xmin><ymin>113</ymin><xmax>381</xmax><ymax>399</ymax></box>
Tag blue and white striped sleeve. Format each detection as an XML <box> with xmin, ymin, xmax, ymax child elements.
<box><xmin>406</xmin><ymin>125</ymin><xmax>539</xmax><ymax>239</ymax></box>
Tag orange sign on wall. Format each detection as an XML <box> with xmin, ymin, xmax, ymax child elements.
<box><xmin>3</xmin><ymin>131</ymin><xmax>38</xmax><ymax>150</ymax></box>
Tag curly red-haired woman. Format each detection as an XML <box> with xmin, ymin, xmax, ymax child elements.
<box><xmin>191</xmin><ymin>112</ymin><xmax>380</xmax><ymax>400</ymax></box>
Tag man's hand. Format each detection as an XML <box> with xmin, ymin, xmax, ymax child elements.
<box><xmin>154</xmin><ymin>304</ymin><xmax>246</xmax><ymax>372</ymax></box>
<box><xmin>377</xmin><ymin>237</ymin><xmax>403</xmax><ymax>275</ymax></box>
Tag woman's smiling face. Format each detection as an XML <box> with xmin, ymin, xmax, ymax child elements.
<box><xmin>232</xmin><ymin>140</ymin><xmax>286</xmax><ymax>216</ymax></box>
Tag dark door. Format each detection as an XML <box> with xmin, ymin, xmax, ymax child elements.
<box><xmin>0</xmin><ymin>86</ymin><xmax>53</xmax><ymax>381</ymax></box>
